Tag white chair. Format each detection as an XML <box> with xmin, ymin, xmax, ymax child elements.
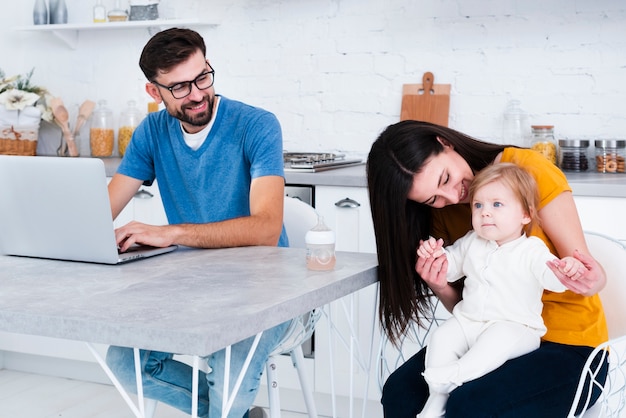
<box><xmin>568</xmin><ymin>231</ymin><xmax>626</xmax><ymax>417</ymax></box>
<box><xmin>264</xmin><ymin>196</ymin><xmax>321</xmax><ymax>418</ymax></box>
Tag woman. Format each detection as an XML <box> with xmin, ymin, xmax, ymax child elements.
<box><xmin>366</xmin><ymin>120</ymin><xmax>608</xmax><ymax>417</ymax></box>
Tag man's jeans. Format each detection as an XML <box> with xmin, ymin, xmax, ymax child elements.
<box><xmin>106</xmin><ymin>321</ymin><xmax>290</xmax><ymax>418</ymax></box>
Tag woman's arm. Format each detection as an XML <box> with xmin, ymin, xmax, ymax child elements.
<box><xmin>539</xmin><ymin>191</ymin><xmax>606</xmax><ymax>295</ymax></box>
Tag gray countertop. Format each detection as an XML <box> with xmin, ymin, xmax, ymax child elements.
<box><xmin>101</xmin><ymin>158</ymin><xmax>626</xmax><ymax>198</ymax></box>
<box><xmin>0</xmin><ymin>246</ymin><xmax>378</xmax><ymax>356</ymax></box>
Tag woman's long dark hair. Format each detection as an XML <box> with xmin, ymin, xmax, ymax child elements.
<box><xmin>366</xmin><ymin>120</ymin><xmax>506</xmax><ymax>345</ymax></box>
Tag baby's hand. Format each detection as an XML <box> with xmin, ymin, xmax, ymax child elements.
<box><xmin>553</xmin><ymin>256</ymin><xmax>585</xmax><ymax>280</ymax></box>
<box><xmin>417</xmin><ymin>236</ymin><xmax>445</xmax><ymax>259</ymax></box>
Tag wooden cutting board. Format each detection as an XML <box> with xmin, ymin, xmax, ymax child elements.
<box><xmin>400</xmin><ymin>72</ymin><xmax>450</xmax><ymax>126</ymax></box>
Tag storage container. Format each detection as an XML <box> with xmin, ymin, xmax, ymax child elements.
<box><xmin>530</xmin><ymin>125</ymin><xmax>557</xmax><ymax>164</ymax></box>
<box><xmin>90</xmin><ymin>100</ymin><xmax>115</xmax><ymax>157</ymax></box>
<box><xmin>594</xmin><ymin>139</ymin><xmax>625</xmax><ymax>174</ymax></box>
<box><xmin>558</xmin><ymin>139</ymin><xmax>589</xmax><ymax>172</ymax></box>
<box><xmin>117</xmin><ymin>100</ymin><xmax>144</xmax><ymax>157</ymax></box>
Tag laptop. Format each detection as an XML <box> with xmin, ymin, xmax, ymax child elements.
<box><xmin>0</xmin><ymin>155</ymin><xmax>177</xmax><ymax>264</ymax></box>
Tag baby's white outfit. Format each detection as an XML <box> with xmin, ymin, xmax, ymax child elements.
<box><xmin>419</xmin><ymin>232</ymin><xmax>567</xmax><ymax>418</ymax></box>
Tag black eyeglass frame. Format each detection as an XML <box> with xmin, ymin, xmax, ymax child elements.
<box><xmin>151</xmin><ymin>61</ymin><xmax>215</xmax><ymax>99</ymax></box>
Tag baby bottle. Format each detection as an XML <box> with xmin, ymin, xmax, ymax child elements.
<box><xmin>305</xmin><ymin>215</ymin><xmax>336</xmax><ymax>271</ymax></box>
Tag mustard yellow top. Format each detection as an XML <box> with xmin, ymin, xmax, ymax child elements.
<box><xmin>431</xmin><ymin>147</ymin><xmax>608</xmax><ymax>347</ymax></box>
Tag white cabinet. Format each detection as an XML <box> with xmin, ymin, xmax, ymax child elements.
<box><xmin>311</xmin><ymin>186</ymin><xmax>382</xmax><ymax>411</ymax></box>
<box><xmin>574</xmin><ymin>196</ymin><xmax>626</xmax><ymax>245</ymax></box>
<box><xmin>314</xmin><ymin>186</ymin><xmax>376</xmax><ymax>254</ymax></box>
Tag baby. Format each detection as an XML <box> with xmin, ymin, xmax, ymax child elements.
<box><xmin>416</xmin><ymin>163</ymin><xmax>585</xmax><ymax>418</ymax></box>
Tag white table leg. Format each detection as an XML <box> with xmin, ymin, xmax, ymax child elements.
<box><xmin>192</xmin><ymin>355</ymin><xmax>200</xmax><ymax>418</ymax></box>
<box><xmin>222</xmin><ymin>332</ymin><xmax>263</xmax><ymax>418</ymax></box>
<box><xmin>134</xmin><ymin>348</ymin><xmax>146</xmax><ymax>417</ymax></box>
<box><xmin>85</xmin><ymin>343</ymin><xmax>144</xmax><ymax>418</ymax></box>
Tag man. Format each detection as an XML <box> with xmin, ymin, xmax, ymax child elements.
<box><xmin>105</xmin><ymin>27</ymin><xmax>289</xmax><ymax>418</ymax></box>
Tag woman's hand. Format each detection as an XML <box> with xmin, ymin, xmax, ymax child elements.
<box><xmin>416</xmin><ymin>238</ymin><xmax>448</xmax><ymax>293</ymax></box>
<box><xmin>417</xmin><ymin>236</ymin><xmax>445</xmax><ymax>259</ymax></box>
<box><xmin>547</xmin><ymin>249</ymin><xmax>605</xmax><ymax>296</ymax></box>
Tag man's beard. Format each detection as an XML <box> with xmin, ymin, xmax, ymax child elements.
<box><xmin>168</xmin><ymin>93</ymin><xmax>215</xmax><ymax>127</ymax></box>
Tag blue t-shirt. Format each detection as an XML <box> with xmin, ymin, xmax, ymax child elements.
<box><xmin>117</xmin><ymin>95</ymin><xmax>288</xmax><ymax>247</ymax></box>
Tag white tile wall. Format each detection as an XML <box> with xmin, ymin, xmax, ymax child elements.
<box><xmin>3</xmin><ymin>0</ymin><xmax>625</xmax><ymax>156</ymax></box>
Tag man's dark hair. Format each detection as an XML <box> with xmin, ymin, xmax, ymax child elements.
<box><xmin>139</xmin><ymin>28</ymin><xmax>207</xmax><ymax>81</ymax></box>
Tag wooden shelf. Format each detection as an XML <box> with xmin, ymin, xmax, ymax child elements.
<box><xmin>15</xmin><ymin>19</ymin><xmax>219</xmax><ymax>49</ymax></box>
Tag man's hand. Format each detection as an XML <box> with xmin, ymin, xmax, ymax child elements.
<box><xmin>115</xmin><ymin>221</ymin><xmax>176</xmax><ymax>252</ymax></box>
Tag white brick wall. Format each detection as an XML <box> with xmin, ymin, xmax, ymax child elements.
<box><xmin>4</xmin><ymin>0</ymin><xmax>625</xmax><ymax>156</ymax></box>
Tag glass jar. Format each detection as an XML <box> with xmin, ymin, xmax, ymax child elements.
<box><xmin>93</xmin><ymin>0</ymin><xmax>106</xmax><ymax>23</ymax></box>
<box><xmin>594</xmin><ymin>139</ymin><xmax>626</xmax><ymax>174</ymax></box>
<box><xmin>90</xmin><ymin>100</ymin><xmax>115</xmax><ymax>157</ymax></box>
<box><xmin>502</xmin><ymin>100</ymin><xmax>529</xmax><ymax>147</ymax></box>
<box><xmin>118</xmin><ymin>100</ymin><xmax>144</xmax><ymax>157</ymax></box>
<box><xmin>558</xmin><ymin>139</ymin><xmax>589</xmax><ymax>172</ymax></box>
<box><xmin>108</xmin><ymin>0</ymin><xmax>128</xmax><ymax>21</ymax></box>
<box><xmin>530</xmin><ymin>125</ymin><xmax>557</xmax><ymax>164</ymax></box>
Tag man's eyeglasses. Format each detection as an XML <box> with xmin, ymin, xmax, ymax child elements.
<box><xmin>152</xmin><ymin>62</ymin><xmax>215</xmax><ymax>99</ymax></box>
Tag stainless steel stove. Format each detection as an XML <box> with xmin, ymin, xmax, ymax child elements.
<box><xmin>283</xmin><ymin>152</ymin><xmax>363</xmax><ymax>172</ymax></box>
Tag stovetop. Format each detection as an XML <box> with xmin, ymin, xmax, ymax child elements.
<box><xmin>283</xmin><ymin>152</ymin><xmax>363</xmax><ymax>172</ymax></box>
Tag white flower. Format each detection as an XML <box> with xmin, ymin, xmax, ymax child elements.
<box><xmin>0</xmin><ymin>68</ymin><xmax>54</xmax><ymax>124</ymax></box>
<box><xmin>0</xmin><ymin>75</ymin><xmax>19</xmax><ymax>92</ymax></box>
<box><xmin>0</xmin><ymin>89</ymin><xmax>40</xmax><ymax>111</ymax></box>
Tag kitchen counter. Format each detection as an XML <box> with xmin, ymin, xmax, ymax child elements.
<box><xmin>101</xmin><ymin>158</ymin><xmax>626</xmax><ymax>198</ymax></box>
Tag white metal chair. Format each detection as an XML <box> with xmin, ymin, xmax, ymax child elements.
<box><xmin>568</xmin><ymin>231</ymin><xmax>626</xmax><ymax>417</ymax></box>
<box><xmin>377</xmin><ymin>296</ymin><xmax>450</xmax><ymax>391</ymax></box>
<box><xmin>264</xmin><ymin>196</ymin><xmax>321</xmax><ymax>418</ymax></box>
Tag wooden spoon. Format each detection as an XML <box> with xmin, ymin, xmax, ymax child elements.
<box><xmin>73</xmin><ymin>100</ymin><xmax>95</xmax><ymax>137</ymax></box>
<box><xmin>51</xmin><ymin>97</ymin><xmax>78</xmax><ymax>157</ymax></box>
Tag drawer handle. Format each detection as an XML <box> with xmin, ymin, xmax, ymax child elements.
<box><xmin>134</xmin><ymin>189</ymin><xmax>154</xmax><ymax>199</ymax></box>
<box><xmin>335</xmin><ymin>197</ymin><xmax>361</xmax><ymax>208</ymax></box>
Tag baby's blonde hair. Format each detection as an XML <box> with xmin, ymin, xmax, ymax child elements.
<box><xmin>469</xmin><ymin>163</ymin><xmax>539</xmax><ymax>235</ymax></box>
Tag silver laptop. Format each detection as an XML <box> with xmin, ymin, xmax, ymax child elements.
<box><xmin>0</xmin><ymin>155</ymin><xmax>177</xmax><ymax>264</ymax></box>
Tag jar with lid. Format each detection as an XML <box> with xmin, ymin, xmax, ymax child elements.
<box><xmin>502</xmin><ymin>100</ymin><xmax>529</xmax><ymax>147</ymax></box>
<box><xmin>118</xmin><ymin>100</ymin><xmax>144</xmax><ymax>157</ymax></box>
<box><xmin>558</xmin><ymin>139</ymin><xmax>589</xmax><ymax>172</ymax></box>
<box><xmin>108</xmin><ymin>0</ymin><xmax>128</xmax><ymax>21</ymax></box>
<box><xmin>530</xmin><ymin>125</ymin><xmax>557</xmax><ymax>164</ymax></box>
<box><xmin>305</xmin><ymin>215</ymin><xmax>336</xmax><ymax>271</ymax></box>
<box><xmin>594</xmin><ymin>139</ymin><xmax>626</xmax><ymax>174</ymax></box>
<box><xmin>90</xmin><ymin>100</ymin><xmax>115</xmax><ymax>157</ymax></box>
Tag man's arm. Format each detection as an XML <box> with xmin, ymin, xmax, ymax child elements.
<box><xmin>108</xmin><ymin>173</ymin><xmax>144</xmax><ymax>220</ymax></box>
<box><xmin>114</xmin><ymin>175</ymin><xmax>285</xmax><ymax>251</ymax></box>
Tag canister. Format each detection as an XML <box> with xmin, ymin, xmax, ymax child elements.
<box><xmin>530</xmin><ymin>125</ymin><xmax>557</xmax><ymax>164</ymax></box>
<box><xmin>118</xmin><ymin>100</ymin><xmax>144</xmax><ymax>157</ymax></box>
<box><xmin>90</xmin><ymin>100</ymin><xmax>115</xmax><ymax>157</ymax></box>
<box><xmin>594</xmin><ymin>139</ymin><xmax>625</xmax><ymax>174</ymax></box>
<box><xmin>558</xmin><ymin>139</ymin><xmax>589</xmax><ymax>172</ymax></box>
